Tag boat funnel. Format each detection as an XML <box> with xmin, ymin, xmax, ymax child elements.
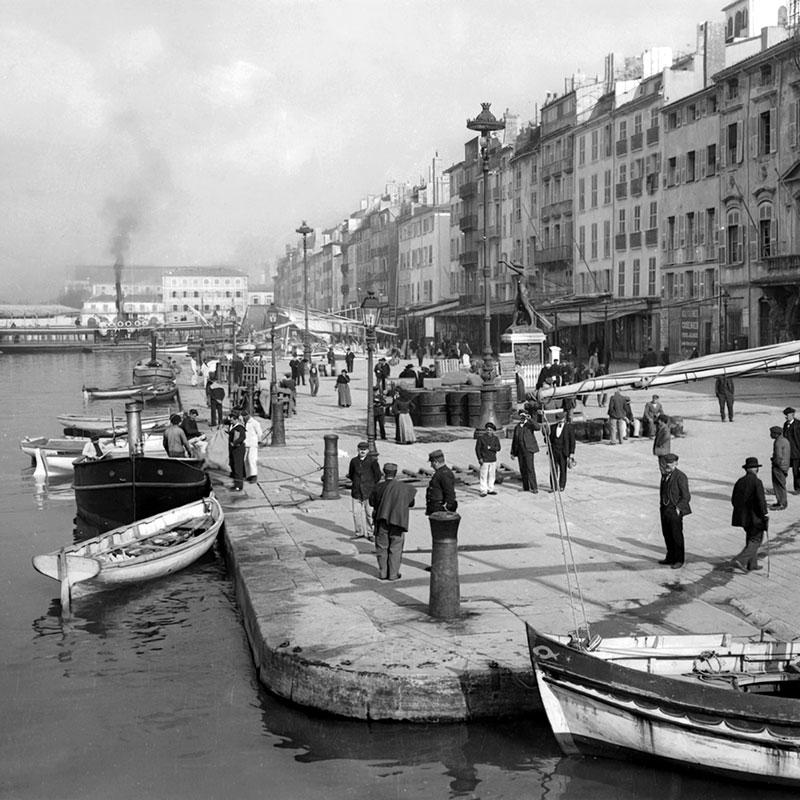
<box><xmin>125</xmin><ymin>400</ymin><xmax>144</xmax><ymax>456</ymax></box>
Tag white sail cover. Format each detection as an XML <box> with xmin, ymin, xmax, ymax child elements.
<box><xmin>536</xmin><ymin>340</ymin><xmax>800</xmax><ymax>401</ymax></box>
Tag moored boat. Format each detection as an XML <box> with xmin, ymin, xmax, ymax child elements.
<box><xmin>57</xmin><ymin>412</ymin><xmax>171</xmax><ymax>435</ymax></box>
<box><xmin>527</xmin><ymin>625</ymin><xmax>800</xmax><ymax>786</ymax></box>
<box><xmin>72</xmin><ymin>454</ymin><xmax>212</xmax><ymax>531</ymax></box>
<box><xmin>32</xmin><ymin>497</ymin><xmax>223</xmax><ymax>601</ymax></box>
<box><xmin>82</xmin><ymin>381</ymin><xmax>178</xmax><ymax>402</ymax></box>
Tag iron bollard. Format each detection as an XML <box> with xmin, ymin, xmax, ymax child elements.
<box><xmin>321</xmin><ymin>434</ymin><xmax>340</xmax><ymax>499</ymax></box>
<box><xmin>428</xmin><ymin>511</ymin><xmax>461</xmax><ymax>619</ymax></box>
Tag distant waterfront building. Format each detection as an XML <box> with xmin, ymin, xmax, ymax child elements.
<box><xmin>162</xmin><ymin>267</ymin><xmax>248</xmax><ymax>325</ymax></box>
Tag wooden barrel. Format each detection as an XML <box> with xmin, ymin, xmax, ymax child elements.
<box><xmin>446</xmin><ymin>391</ymin><xmax>469</xmax><ymax>426</ymax></box>
<box><xmin>466</xmin><ymin>389</ymin><xmax>482</xmax><ymax>427</ymax></box>
<box><xmin>418</xmin><ymin>389</ymin><xmax>447</xmax><ymax>427</ymax></box>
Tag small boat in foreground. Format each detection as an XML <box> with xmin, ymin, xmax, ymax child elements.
<box><xmin>57</xmin><ymin>412</ymin><xmax>171</xmax><ymax>435</ymax></box>
<box><xmin>527</xmin><ymin>625</ymin><xmax>800</xmax><ymax>786</ymax></box>
<box><xmin>32</xmin><ymin>497</ymin><xmax>223</xmax><ymax>603</ymax></box>
<box><xmin>82</xmin><ymin>381</ymin><xmax>178</xmax><ymax>402</ymax></box>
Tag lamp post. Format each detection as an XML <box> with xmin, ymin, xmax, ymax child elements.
<box><xmin>467</xmin><ymin>102</ymin><xmax>505</xmax><ymax>429</ymax></box>
<box><xmin>296</xmin><ymin>221</ymin><xmax>313</xmax><ymax>365</ymax></box>
<box><xmin>361</xmin><ymin>291</ymin><xmax>381</xmax><ymax>455</ymax></box>
<box><xmin>267</xmin><ymin>302</ymin><xmax>285</xmax><ymax>447</ymax></box>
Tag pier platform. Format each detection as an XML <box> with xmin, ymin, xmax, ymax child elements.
<box><xmin>181</xmin><ymin>365</ymin><xmax>800</xmax><ymax>720</ymax></box>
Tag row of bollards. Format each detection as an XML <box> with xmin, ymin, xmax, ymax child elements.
<box><xmin>319</xmin><ymin>433</ymin><xmax>461</xmax><ymax>620</ymax></box>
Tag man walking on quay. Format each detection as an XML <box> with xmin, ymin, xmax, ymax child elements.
<box><xmin>475</xmin><ymin>421</ymin><xmax>501</xmax><ymax>497</ymax></box>
<box><xmin>347</xmin><ymin>441</ymin><xmax>381</xmax><ymax>540</ymax></box>
<box><xmin>308</xmin><ymin>361</ymin><xmax>319</xmax><ymax>396</ymax></box>
<box><xmin>782</xmin><ymin>407</ymin><xmax>800</xmax><ymax>492</ymax></box>
<box><xmin>426</xmin><ymin>449</ymin><xmax>458</xmax><ymax>515</ymax></box>
<box><xmin>658</xmin><ymin>453</ymin><xmax>691</xmax><ymax>569</ymax></box>
<box><xmin>370</xmin><ymin>463</ymin><xmax>416</xmax><ymax>581</ymax></box>
<box><xmin>511</xmin><ymin>408</ymin><xmax>541</xmax><ymax>493</ymax></box>
<box><xmin>770</xmin><ymin>425</ymin><xmax>790</xmax><ymax>510</ymax></box>
<box><xmin>715</xmin><ymin>375</ymin><xmax>735</xmax><ymax>422</ymax></box>
<box><xmin>731</xmin><ymin>456</ymin><xmax>769</xmax><ymax>572</ymax></box>
<box><xmin>345</xmin><ymin>347</ymin><xmax>355</xmax><ymax>373</ymax></box>
<box><xmin>546</xmin><ymin>411</ymin><xmax>576</xmax><ymax>492</ymax></box>
<box><xmin>208</xmin><ymin>373</ymin><xmax>225</xmax><ymax>427</ymax></box>
<box><xmin>607</xmin><ymin>389</ymin><xmax>629</xmax><ymax>444</ymax></box>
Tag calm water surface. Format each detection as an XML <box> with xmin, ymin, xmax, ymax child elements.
<box><xmin>1</xmin><ymin>351</ymin><xmax>797</xmax><ymax>799</ymax></box>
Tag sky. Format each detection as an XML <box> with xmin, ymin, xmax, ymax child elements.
<box><xmin>0</xmin><ymin>0</ymin><xmax>728</xmax><ymax>301</ymax></box>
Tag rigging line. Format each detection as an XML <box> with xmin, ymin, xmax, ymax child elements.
<box><xmin>540</xmin><ymin>414</ymin><xmax>591</xmax><ymax>640</ymax></box>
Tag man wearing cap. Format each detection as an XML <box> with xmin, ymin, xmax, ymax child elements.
<box><xmin>426</xmin><ymin>450</ymin><xmax>458</xmax><ymax>515</ymax></box>
<box><xmin>243</xmin><ymin>411</ymin><xmax>263</xmax><ymax>483</ymax></box>
<box><xmin>770</xmin><ymin>425</ymin><xmax>790</xmax><ymax>510</ymax></box>
<box><xmin>546</xmin><ymin>412</ymin><xmax>576</xmax><ymax>491</ymax></box>
<box><xmin>81</xmin><ymin>433</ymin><xmax>108</xmax><ymax>460</ymax></box>
<box><xmin>475</xmin><ymin>421</ymin><xmax>501</xmax><ymax>497</ymax></box>
<box><xmin>511</xmin><ymin>408</ymin><xmax>541</xmax><ymax>493</ymax></box>
<box><xmin>658</xmin><ymin>453</ymin><xmax>692</xmax><ymax>568</ymax></box>
<box><xmin>369</xmin><ymin>463</ymin><xmax>416</xmax><ymax>580</ymax></box>
<box><xmin>162</xmin><ymin>413</ymin><xmax>193</xmax><ymax>458</ymax></box>
<box><xmin>730</xmin><ymin>456</ymin><xmax>769</xmax><ymax>572</ymax></box>
<box><xmin>347</xmin><ymin>442</ymin><xmax>382</xmax><ymax>540</ymax></box>
<box><xmin>782</xmin><ymin>407</ymin><xmax>800</xmax><ymax>493</ymax></box>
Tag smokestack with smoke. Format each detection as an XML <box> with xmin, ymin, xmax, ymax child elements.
<box><xmin>110</xmin><ymin>212</ymin><xmax>139</xmax><ymax>319</ymax></box>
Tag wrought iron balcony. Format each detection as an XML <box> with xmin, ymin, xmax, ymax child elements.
<box><xmin>459</xmin><ymin>214</ymin><xmax>478</xmax><ymax>231</ymax></box>
<box><xmin>459</xmin><ymin>250</ymin><xmax>478</xmax><ymax>267</ymax></box>
<box><xmin>459</xmin><ymin>181</ymin><xmax>477</xmax><ymax>199</ymax></box>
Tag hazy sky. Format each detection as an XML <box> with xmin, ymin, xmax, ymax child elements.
<box><xmin>1</xmin><ymin>0</ymin><xmax>727</xmax><ymax>301</ymax></box>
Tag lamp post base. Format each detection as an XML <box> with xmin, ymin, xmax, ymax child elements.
<box><xmin>270</xmin><ymin>386</ymin><xmax>286</xmax><ymax>447</ymax></box>
<box><xmin>477</xmin><ymin>382</ymin><xmax>499</xmax><ymax>431</ymax></box>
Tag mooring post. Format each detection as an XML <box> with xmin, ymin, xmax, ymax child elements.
<box><xmin>321</xmin><ymin>433</ymin><xmax>340</xmax><ymax>499</ymax></box>
<box><xmin>428</xmin><ymin>511</ymin><xmax>461</xmax><ymax>619</ymax></box>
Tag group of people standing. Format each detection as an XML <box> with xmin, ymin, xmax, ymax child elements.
<box><xmin>346</xmin><ymin>445</ymin><xmax>457</xmax><ymax>581</ymax></box>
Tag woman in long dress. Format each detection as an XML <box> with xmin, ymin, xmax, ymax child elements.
<box><xmin>393</xmin><ymin>395</ymin><xmax>416</xmax><ymax>444</ymax></box>
<box><xmin>336</xmin><ymin>370</ymin><xmax>351</xmax><ymax>407</ymax></box>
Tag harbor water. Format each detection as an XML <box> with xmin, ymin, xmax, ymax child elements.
<box><xmin>2</xmin><ymin>351</ymin><xmax>798</xmax><ymax>800</ymax></box>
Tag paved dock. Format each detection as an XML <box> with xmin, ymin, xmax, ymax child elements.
<box><xmin>182</xmin><ymin>363</ymin><xmax>800</xmax><ymax>721</ymax></box>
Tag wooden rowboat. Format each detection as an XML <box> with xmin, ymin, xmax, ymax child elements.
<box><xmin>82</xmin><ymin>381</ymin><xmax>178</xmax><ymax>402</ymax></box>
<box><xmin>57</xmin><ymin>412</ymin><xmax>171</xmax><ymax>435</ymax></box>
<box><xmin>32</xmin><ymin>497</ymin><xmax>223</xmax><ymax>607</ymax></box>
<box><xmin>526</xmin><ymin>625</ymin><xmax>800</xmax><ymax>786</ymax></box>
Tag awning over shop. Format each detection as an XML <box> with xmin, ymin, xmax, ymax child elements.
<box><xmin>544</xmin><ymin>300</ymin><xmax>652</xmax><ymax>328</ymax></box>
<box><xmin>404</xmin><ymin>300</ymin><xmax>461</xmax><ymax>318</ymax></box>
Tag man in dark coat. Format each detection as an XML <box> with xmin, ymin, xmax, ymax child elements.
<box><xmin>425</xmin><ymin>449</ymin><xmax>458</xmax><ymax>515</ymax></box>
<box><xmin>475</xmin><ymin>421</ymin><xmax>501</xmax><ymax>496</ymax></box>
<box><xmin>369</xmin><ymin>463</ymin><xmax>416</xmax><ymax>580</ymax></box>
<box><xmin>731</xmin><ymin>456</ymin><xmax>769</xmax><ymax>571</ymax></box>
<box><xmin>372</xmin><ymin>389</ymin><xmax>387</xmax><ymax>440</ymax></box>
<box><xmin>289</xmin><ymin>357</ymin><xmax>301</xmax><ymax>384</ymax></box>
<box><xmin>345</xmin><ymin>348</ymin><xmax>355</xmax><ymax>373</ymax></box>
<box><xmin>510</xmin><ymin>409</ymin><xmax>541</xmax><ymax>493</ymax></box>
<box><xmin>782</xmin><ymin>406</ymin><xmax>800</xmax><ymax>492</ymax></box>
<box><xmin>228</xmin><ymin>412</ymin><xmax>247</xmax><ymax>491</ymax></box>
<box><xmin>715</xmin><ymin>375</ymin><xmax>735</xmax><ymax>422</ymax></box>
<box><xmin>658</xmin><ymin>453</ymin><xmax>692</xmax><ymax>568</ymax></box>
<box><xmin>770</xmin><ymin>425</ymin><xmax>791</xmax><ymax>510</ymax></box>
<box><xmin>546</xmin><ymin>412</ymin><xmax>576</xmax><ymax>491</ymax></box>
<box><xmin>347</xmin><ymin>441</ymin><xmax>382</xmax><ymax>540</ymax></box>
<box><xmin>375</xmin><ymin>357</ymin><xmax>390</xmax><ymax>392</ymax></box>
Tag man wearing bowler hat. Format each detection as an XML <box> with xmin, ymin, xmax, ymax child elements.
<box><xmin>369</xmin><ymin>463</ymin><xmax>416</xmax><ymax>581</ymax></box>
<box><xmin>782</xmin><ymin>407</ymin><xmax>800</xmax><ymax>493</ymax></box>
<box><xmin>425</xmin><ymin>449</ymin><xmax>457</xmax><ymax>516</ymax></box>
<box><xmin>658</xmin><ymin>453</ymin><xmax>692</xmax><ymax>568</ymax></box>
<box><xmin>730</xmin><ymin>456</ymin><xmax>769</xmax><ymax>572</ymax></box>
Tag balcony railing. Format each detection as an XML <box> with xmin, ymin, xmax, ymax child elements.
<box><xmin>459</xmin><ymin>214</ymin><xmax>478</xmax><ymax>231</ymax></box>
<box><xmin>764</xmin><ymin>253</ymin><xmax>800</xmax><ymax>272</ymax></box>
<box><xmin>459</xmin><ymin>250</ymin><xmax>478</xmax><ymax>267</ymax></box>
<box><xmin>615</xmin><ymin>182</ymin><xmax>627</xmax><ymax>200</ymax></box>
<box><xmin>630</xmin><ymin>177</ymin><xmax>642</xmax><ymax>197</ymax></box>
<box><xmin>629</xmin><ymin>231</ymin><xmax>642</xmax><ymax>249</ymax></box>
<box><xmin>459</xmin><ymin>181</ymin><xmax>477</xmax><ymax>199</ymax></box>
<box><xmin>540</xmin><ymin>155</ymin><xmax>574</xmax><ymax>179</ymax></box>
<box><xmin>534</xmin><ymin>244</ymin><xmax>572</xmax><ymax>265</ymax></box>
<box><xmin>646</xmin><ymin>126</ymin><xmax>660</xmax><ymax>145</ymax></box>
<box><xmin>615</xmin><ymin>233</ymin><xmax>627</xmax><ymax>251</ymax></box>
<box><xmin>616</xmin><ymin>139</ymin><xmax>628</xmax><ymax>156</ymax></box>
<box><xmin>631</xmin><ymin>131</ymin><xmax>643</xmax><ymax>151</ymax></box>
<box><xmin>645</xmin><ymin>228</ymin><xmax>658</xmax><ymax>246</ymax></box>
<box><xmin>541</xmin><ymin>198</ymin><xmax>572</xmax><ymax>219</ymax></box>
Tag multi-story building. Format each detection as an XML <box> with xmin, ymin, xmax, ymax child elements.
<box><xmin>162</xmin><ymin>267</ymin><xmax>248</xmax><ymax>325</ymax></box>
<box><xmin>714</xmin><ymin>11</ymin><xmax>796</xmax><ymax>347</ymax></box>
<box><xmin>661</xmin><ymin>82</ymin><xmax>723</xmax><ymax>356</ymax></box>
<box><xmin>397</xmin><ymin>204</ymin><xmax>451</xmax><ymax>308</ymax></box>
<box><xmin>81</xmin><ymin>292</ymin><xmax>163</xmax><ymax>327</ymax></box>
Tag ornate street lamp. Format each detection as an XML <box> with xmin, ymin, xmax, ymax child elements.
<box><xmin>296</xmin><ymin>221</ymin><xmax>313</xmax><ymax>365</ymax></box>
<box><xmin>360</xmin><ymin>291</ymin><xmax>381</xmax><ymax>455</ymax></box>
<box><xmin>467</xmin><ymin>102</ymin><xmax>505</xmax><ymax>429</ymax></box>
<box><xmin>267</xmin><ymin>302</ymin><xmax>285</xmax><ymax>447</ymax></box>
